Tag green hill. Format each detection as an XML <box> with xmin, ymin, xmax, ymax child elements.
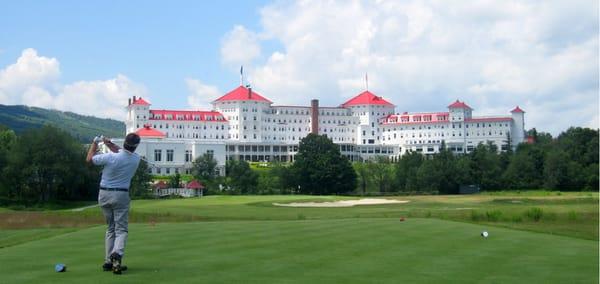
<box><xmin>0</xmin><ymin>104</ymin><xmax>125</xmax><ymax>142</ymax></box>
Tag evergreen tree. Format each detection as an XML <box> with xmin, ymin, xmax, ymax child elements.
<box><xmin>0</xmin><ymin>127</ymin><xmax>17</xmax><ymax>199</ymax></box>
<box><xmin>130</xmin><ymin>160</ymin><xmax>152</xmax><ymax>198</ymax></box>
<box><xmin>395</xmin><ymin>151</ymin><xmax>423</xmax><ymax>191</ymax></box>
<box><xmin>433</xmin><ymin>147</ymin><xmax>458</xmax><ymax>194</ymax></box>
<box><xmin>469</xmin><ymin>143</ymin><xmax>503</xmax><ymax>190</ymax></box>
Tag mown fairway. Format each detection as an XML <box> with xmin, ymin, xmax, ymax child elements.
<box><xmin>0</xmin><ymin>192</ymin><xmax>598</xmax><ymax>283</ymax></box>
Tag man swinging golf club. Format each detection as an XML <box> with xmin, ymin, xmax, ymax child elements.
<box><xmin>86</xmin><ymin>133</ymin><xmax>141</xmax><ymax>275</ymax></box>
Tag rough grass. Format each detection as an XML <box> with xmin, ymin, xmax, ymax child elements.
<box><xmin>0</xmin><ymin>219</ymin><xmax>597</xmax><ymax>283</ymax></box>
<box><xmin>0</xmin><ymin>192</ymin><xmax>597</xmax><ymax>240</ymax></box>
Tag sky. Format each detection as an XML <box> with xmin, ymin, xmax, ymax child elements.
<box><xmin>0</xmin><ymin>0</ymin><xmax>597</xmax><ymax>136</ymax></box>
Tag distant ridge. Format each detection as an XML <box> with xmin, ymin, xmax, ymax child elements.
<box><xmin>0</xmin><ymin>104</ymin><xmax>125</xmax><ymax>143</ymax></box>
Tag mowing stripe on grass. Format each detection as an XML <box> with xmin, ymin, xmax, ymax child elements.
<box><xmin>0</xmin><ymin>218</ymin><xmax>596</xmax><ymax>283</ymax></box>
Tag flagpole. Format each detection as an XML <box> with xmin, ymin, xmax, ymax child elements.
<box><xmin>240</xmin><ymin>65</ymin><xmax>244</xmax><ymax>86</ymax></box>
<box><xmin>365</xmin><ymin>73</ymin><xmax>369</xmax><ymax>91</ymax></box>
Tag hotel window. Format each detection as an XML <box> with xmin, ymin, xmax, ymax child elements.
<box><xmin>166</xmin><ymin>150</ymin><xmax>174</xmax><ymax>162</ymax></box>
<box><xmin>154</xmin><ymin>150</ymin><xmax>162</xmax><ymax>162</ymax></box>
<box><xmin>185</xmin><ymin>150</ymin><xmax>192</xmax><ymax>162</ymax></box>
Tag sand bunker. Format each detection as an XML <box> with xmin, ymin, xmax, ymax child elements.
<box><xmin>273</xmin><ymin>198</ymin><xmax>409</xmax><ymax>208</ymax></box>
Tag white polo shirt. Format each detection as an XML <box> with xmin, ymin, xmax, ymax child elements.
<box><xmin>92</xmin><ymin>149</ymin><xmax>141</xmax><ymax>189</ymax></box>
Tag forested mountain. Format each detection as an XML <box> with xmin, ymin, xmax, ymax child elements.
<box><xmin>0</xmin><ymin>104</ymin><xmax>124</xmax><ymax>142</ymax></box>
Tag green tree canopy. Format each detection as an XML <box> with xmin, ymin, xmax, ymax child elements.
<box><xmin>192</xmin><ymin>153</ymin><xmax>218</xmax><ymax>184</ymax></box>
<box><xmin>394</xmin><ymin>151</ymin><xmax>423</xmax><ymax>191</ymax></box>
<box><xmin>292</xmin><ymin>134</ymin><xmax>356</xmax><ymax>194</ymax></box>
<box><xmin>6</xmin><ymin>126</ymin><xmax>89</xmax><ymax>202</ymax></box>
<box><xmin>226</xmin><ymin>160</ymin><xmax>258</xmax><ymax>194</ymax></box>
<box><xmin>367</xmin><ymin>156</ymin><xmax>394</xmax><ymax>193</ymax></box>
<box><xmin>130</xmin><ymin>160</ymin><xmax>152</xmax><ymax>198</ymax></box>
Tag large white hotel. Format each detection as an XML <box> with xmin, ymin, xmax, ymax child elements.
<box><xmin>122</xmin><ymin>85</ymin><xmax>525</xmax><ymax>175</ymax></box>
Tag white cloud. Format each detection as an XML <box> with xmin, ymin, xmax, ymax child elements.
<box><xmin>221</xmin><ymin>0</ymin><xmax>598</xmax><ymax>135</ymax></box>
<box><xmin>22</xmin><ymin>86</ymin><xmax>54</xmax><ymax>108</ymax></box>
<box><xmin>186</xmin><ymin>78</ymin><xmax>221</xmax><ymax>110</ymax></box>
<box><xmin>0</xmin><ymin>48</ymin><xmax>148</xmax><ymax>120</ymax></box>
<box><xmin>55</xmin><ymin>75</ymin><xmax>147</xmax><ymax>119</ymax></box>
<box><xmin>0</xmin><ymin>48</ymin><xmax>60</xmax><ymax>105</ymax></box>
<box><xmin>220</xmin><ymin>25</ymin><xmax>261</xmax><ymax>68</ymax></box>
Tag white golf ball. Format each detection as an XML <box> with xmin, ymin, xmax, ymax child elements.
<box><xmin>481</xmin><ymin>231</ymin><xmax>489</xmax><ymax>238</ymax></box>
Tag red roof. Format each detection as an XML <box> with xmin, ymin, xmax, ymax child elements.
<box><xmin>511</xmin><ymin>106</ymin><xmax>525</xmax><ymax>113</ymax></box>
<box><xmin>448</xmin><ymin>100</ymin><xmax>472</xmax><ymax>109</ymax></box>
<box><xmin>149</xmin><ymin>110</ymin><xmax>227</xmax><ymax>122</ymax></box>
<box><xmin>214</xmin><ymin>86</ymin><xmax>272</xmax><ymax>103</ymax></box>
<box><xmin>154</xmin><ymin>180</ymin><xmax>168</xmax><ymax>189</ymax></box>
<box><xmin>341</xmin><ymin>91</ymin><xmax>394</xmax><ymax>107</ymax></box>
<box><xmin>381</xmin><ymin>112</ymin><xmax>450</xmax><ymax>125</ymax></box>
<box><xmin>465</xmin><ymin>117</ymin><xmax>512</xmax><ymax>123</ymax></box>
<box><xmin>132</xmin><ymin>97</ymin><xmax>151</xmax><ymax>106</ymax></box>
<box><xmin>135</xmin><ymin>125</ymin><xmax>166</xmax><ymax>138</ymax></box>
<box><xmin>186</xmin><ymin>180</ymin><xmax>205</xmax><ymax>189</ymax></box>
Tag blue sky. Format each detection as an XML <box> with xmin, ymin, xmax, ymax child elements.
<box><xmin>0</xmin><ymin>0</ymin><xmax>273</xmax><ymax>108</ymax></box>
<box><xmin>0</xmin><ymin>0</ymin><xmax>598</xmax><ymax>135</ymax></box>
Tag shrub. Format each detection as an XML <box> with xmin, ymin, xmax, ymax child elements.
<box><xmin>485</xmin><ymin>210</ymin><xmax>503</xmax><ymax>222</ymax></box>
<box><xmin>544</xmin><ymin>212</ymin><xmax>557</xmax><ymax>221</ymax></box>
<box><xmin>511</xmin><ymin>216</ymin><xmax>523</xmax><ymax>223</ymax></box>
<box><xmin>567</xmin><ymin>211</ymin><xmax>578</xmax><ymax>221</ymax></box>
<box><xmin>470</xmin><ymin>210</ymin><xmax>483</xmax><ymax>221</ymax></box>
<box><xmin>525</xmin><ymin>207</ymin><xmax>544</xmax><ymax>222</ymax></box>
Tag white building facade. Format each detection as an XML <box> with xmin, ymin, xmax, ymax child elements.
<box><xmin>123</xmin><ymin>86</ymin><xmax>525</xmax><ymax>175</ymax></box>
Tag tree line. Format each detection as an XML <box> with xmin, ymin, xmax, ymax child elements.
<box><xmin>0</xmin><ymin>125</ymin><xmax>150</xmax><ymax>205</ymax></box>
<box><xmin>0</xmin><ymin>124</ymin><xmax>597</xmax><ymax>205</ymax></box>
<box><xmin>198</xmin><ymin>128</ymin><xmax>598</xmax><ymax>195</ymax></box>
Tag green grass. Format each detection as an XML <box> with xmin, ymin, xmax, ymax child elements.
<box><xmin>1</xmin><ymin>193</ymin><xmax>597</xmax><ymax>240</ymax></box>
<box><xmin>0</xmin><ymin>228</ymin><xmax>79</xmax><ymax>248</ymax></box>
<box><xmin>124</xmin><ymin>194</ymin><xmax>598</xmax><ymax>240</ymax></box>
<box><xmin>0</xmin><ymin>192</ymin><xmax>597</xmax><ymax>283</ymax></box>
<box><xmin>0</xmin><ymin>219</ymin><xmax>597</xmax><ymax>283</ymax></box>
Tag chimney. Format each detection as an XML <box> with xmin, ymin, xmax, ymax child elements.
<box><xmin>133</xmin><ymin>95</ymin><xmax>137</xmax><ymax>103</ymax></box>
<box><xmin>248</xmin><ymin>87</ymin><xmax>252</xmax><ymax>99</ymax></box>
<box><xmin>311</xmin><ymin>99</ymin><xmax>319</xmax><ymax>135</ymax></box>
<box><xmin>128</xmin><ymin>98</ymin><xmax>131</xmax><ymax>106</ymax></box>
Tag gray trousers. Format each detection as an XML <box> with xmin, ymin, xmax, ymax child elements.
<box><xmin>98</xmin><ymin>190</ymin><xmax>130</xmax><ymax>262</ymax></box>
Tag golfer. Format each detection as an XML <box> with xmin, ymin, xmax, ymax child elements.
<box><xmin>86</xmin><ymin>133</ymin><xmax>141</xmax><ymax>274</ymax></box>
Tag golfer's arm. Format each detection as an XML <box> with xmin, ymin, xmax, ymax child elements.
<box><xmin>104</xmin><ymin>140</ymin><xmax>120</xmax><ymax>153</ymax></box>
<box><xmin>86</xmin><ymin>141</ymin><xmax>97</xmax><ymax>163</ymax></box>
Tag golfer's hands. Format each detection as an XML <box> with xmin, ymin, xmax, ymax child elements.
<box><xmin>102</xmin><ymin>137</ymin><xmax>112</xmax><ymax>144</ymax></box>
<box><xmin>93</xmin><ymin>135</ymin><xmax>104</xmax><ymax>144</ymax></box>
